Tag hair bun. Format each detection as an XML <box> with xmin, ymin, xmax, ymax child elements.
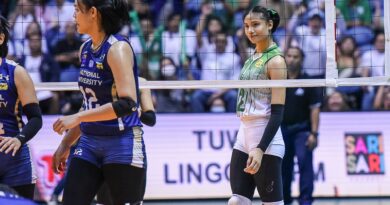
<box><xmin>267</xmin><ymin>8</ymin><xmax>280</xmax><ymax>33</ymax></box>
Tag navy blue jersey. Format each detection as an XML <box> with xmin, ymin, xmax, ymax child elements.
<box><xmin>0</xmin><ymin>59</ymin><xmax>36</xmax><ymax>187</ymax></box>
<box><xmin>0</xmin><ymin>59</ymin><xmax>23</xmax><ymax>137</ymax></box>
<box><xmin>79</xmin><ymin>34</ymin><xmax>141</xmax><ymax>136</ymax></box>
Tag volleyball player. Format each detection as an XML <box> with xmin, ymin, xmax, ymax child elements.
<box><xmin>0</xmin><ymin>15</ymin><xmax>43</xmax><ymax>199</ymax></box>
<box><xmin>96</xmin><ymin>76</ymin><xmax>156</xmax><ymax>205</ymax></box>
<box><xmin>229</xmin><ymin>6</ymin><xmax>286</xmax><ymax>205</ymax></box>
<box><xmin>51</xmin><ymin>0</ymin><xmax>146</xmax><ymax>204</ymax></box>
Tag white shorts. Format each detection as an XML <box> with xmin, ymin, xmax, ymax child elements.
<box><xmin>234</xmin><ymin>117</ymin><xmax>285</xmax><ymax>158</ymax></box>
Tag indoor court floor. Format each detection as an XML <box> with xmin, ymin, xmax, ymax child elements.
<box><xmin>144</xmin><ymin>198</ymin><xmax>390</xmax><ymax>205</ymax></box>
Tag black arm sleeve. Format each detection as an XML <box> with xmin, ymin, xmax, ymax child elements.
<box><xmin>16</xmin><ymin>103</ymin><xmax>43</xmax><ymax>145</ymax></box>
<box><xmin>257</xmin><ymin>104</ymin><xmax>284</xmax><ymax>152</ymax></box>
<box><xmin>140</xmin><ymin>110</ymin><xmax>156</xmax><ymax>127</ymax></box>
<box><xmin>112</xmin><ymin>97</ymin><xmax>137</xmax><ymax>117</ymax></box>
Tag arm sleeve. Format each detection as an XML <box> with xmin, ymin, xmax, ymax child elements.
<box><xmin>140</xmin><ymin>110</ymin><xmax>156</xmax><ymax>127</ymax></box>
<box><xmin>17</xmin><ymin>103</ymin><xmax>43</xmax><ymax>145</ymax></box>
<box><xmin>257</xmin><ymin>104</ymin><xmax>284</xmax><ymax>152</ymax></box>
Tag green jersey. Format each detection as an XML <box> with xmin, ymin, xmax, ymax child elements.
<box><xmin>236</xmin><ymin>44</ymin><xmax>283</xmax><ymax>118</ymax></box>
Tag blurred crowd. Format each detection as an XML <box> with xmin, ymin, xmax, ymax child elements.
<box><xmin>0</xmin><ymin>0</ymin><xmax>388</xmax><ymax>114</ymax></box>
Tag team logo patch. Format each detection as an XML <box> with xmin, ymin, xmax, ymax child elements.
<box><xmin>89</xmin><ymin>60</ymin><xmax>94</xmax><ymax>68</ymax></box>
<box><xmin>74</xmin><ymin>148</ymin><xmax>83</xmax><ymax>156</ymax></box>
<box><xmin>255</xmin><ymin>59</ymin><xmax>264</xmax><ymax>68</ymax></box>
<box><xmin>0</xmin><ymin>83</ymin><xmax>8</xmax><ymax>90</ymax></box>
<box><xmin>96</xmin><ymin>62</ymin><xmax>104</xmax><ymax>70</ymax></box>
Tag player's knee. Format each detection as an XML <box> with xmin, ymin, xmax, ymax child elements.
<box><xmin>262</xmin><ymin>200</ymin><xmax>284</xmax><ymax>205</ymax></box>
<box><xmin>228</xmin><ymin>195</ymin><xmax>251</xmax><ymax>205</ymax></box>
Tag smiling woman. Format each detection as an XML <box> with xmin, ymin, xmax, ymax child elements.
<box><xmin>228</xmin><ymin>6</ymin><xmax>286</xmax><ymax>205</ymax></box>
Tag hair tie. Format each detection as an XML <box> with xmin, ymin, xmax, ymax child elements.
<box><xmin>267</xmin><ymin>8</ymin><xmax>277</xmax><ymax>18</ymax></box>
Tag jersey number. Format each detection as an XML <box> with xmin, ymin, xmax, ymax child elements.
<box><xmin>80</xmin><ymin>86</ymin><xmax>100</xmax><ymax>110</ymax></box>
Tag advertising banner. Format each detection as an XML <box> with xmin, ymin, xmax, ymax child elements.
<box><xmin>28</xmin><ymin>112</ymin><xmax>390</xmax><ymax>201</ymax></box>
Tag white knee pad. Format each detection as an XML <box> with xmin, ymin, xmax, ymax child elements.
<box><xmin>228</xmin><ymin>194</ymin><xmax>251</xmax><ymax>205</ymax></box>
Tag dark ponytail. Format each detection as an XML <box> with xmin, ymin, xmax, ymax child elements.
<box><xmin>243</xmin><ymin>6</ymin><xmax>280</xmax><ymax>33</ymax></box>
<box><xmin>78</xmin><ymin>0</ymin><xmax>130</xmax><ymax>35</ymax></box>
<box><xmin>0</xmin><ymin>15</ymin><xmax>9</xmax><ymax>58</ymax></box>
<box><xmin>267</xmin><ymin>8</ymin><xmax>280</xmax><ymax>33</ymax></box>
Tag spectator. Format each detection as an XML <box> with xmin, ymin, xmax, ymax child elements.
<box><xmin>19</xmin><ymin>29</ymin><xmax>60</xmax><ymax>114</ymax></box>
<box><xmin>8</xmin><ymin>0</ymin><xmax>46</xmax><ymax>58</ymax></box>
<box><xmin>43</xmin><ymin>0</ymin><xmax>74</xmax><ymax>32</ymax></box>
<box><xmin>231</xmin><ymin>0</ymin><xmax>253</xmax><ymax>31</ymax></box>
<box><xmin>154</xmin><ymin>56</ymin><xmax>189</xmax><ymax>113</ymax></box>
<box><xmin>374</xmin><ymin>86</ymin><xmax>390</xmax><ymax>110</ymax></box>
<box><xmin>371</xmin><ymin>0</ymin><xmax>384</xmax><ymax>30</ymax></box>
<box><xmin>196</xmin><ymin>12</ymin><xmax>235</xmax><ymax>75</ymax></box>
<box><xmin>359</xmin><ymin>30</ymin><xmax>385</xmax><ymax>110</ymax></box>
<box><xmin>336</xmin><ymin>0</ymin><xmax>372</xmax><ymax>28</ymax></box>
<box><xmin>337</xmin><ymin>36</ymin><xmax>360</xmax><ymax>78</ymax></box>
<box><xmin>8</xmin><ymin>0</ymin><xmax>37</xmax><ymax>42</ymax></box>
<box><xmin>290</xmin><ymin>8</ymin><xmax>326</xmax><ymax>78</ymax></box>
<box><xmin>191</xmin><ymin>32</ymin><xmax>240</xmax><ymax>113</ymax></box>
<box><xmin>53</xmin><ymin>21</ymin><xmax>82</xmax><ymax>82</ymax></box>
<box><xmin>10</xmin><ymin>21</ymin><xmax>49</xmax><ymax>58</ymax></box>
<box><xmin>335</xmin><ymin>36</ymin><xmax>364</xmax><ymax>110</ymax></box>
<box><xmin>323</xmin><ymin>91</ymin><xmax>350</xmax><ymax>112</ymax></box>
<box><xmin>129</xmin><ymin>15</ymin><xmax>163</xmax><ymax>80</ymax></box>
<box><xmin>359</xmin><ymin>30</ymin><xmax>385</xmax><ymax>77</ymax></box>
<box><xmin>161</xmin><ymin>12</ymin><xmax>196</xmax><ymax>67</ymax></box>
<box><xmin>52</xmin><ymin>21</ymin><xmax>83</xmax><ymax>115</ymax></box>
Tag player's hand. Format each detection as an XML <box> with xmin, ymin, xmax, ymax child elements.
<box><xmin>52</xmin><ymin>143</ymin><xmax>71</xmax><ymax>174</ymax></box>
<box><xmin>306</xmin><ymin>134</ymin><xmax>318</xmax><ymax>151</ymax></box>
<box><xmin>53</xmin><ymin>114</ymin><xmax>81</xmax><ymax>135</ymax></box>
<box><xmin>0</xmin><ymin>136</ymin><xmax>22</xmax><ymax>156</ymax></box>
<box><xmin>244</xmin><ymin>148</ymin><xmax>264</xmax><ymax>175</ymax></box>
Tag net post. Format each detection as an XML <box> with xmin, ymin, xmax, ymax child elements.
<box><xmin>324</xmin><ymin>0</ymin><xmax>338</xmax><ymax>83</ymax></box>
<box><xmin>385</xmin><ymin>0</ymin><xmax>390</xmax><ymax>77</ymax></box>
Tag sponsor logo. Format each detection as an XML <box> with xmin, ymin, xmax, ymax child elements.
<box><xmin>74</xmin><ymin>148</ymin><xmax>83</xmax><ymax>156</ymax></box>
<box><xmin>345</xmin><ymin>133</ymin><xmax>385</xmax><ymax>175</ymax></box>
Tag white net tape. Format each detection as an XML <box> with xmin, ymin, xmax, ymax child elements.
<box><xmin>35</xmin><ymin>76</ymin><xmax>390</xmax><ymax>91</ymax></box>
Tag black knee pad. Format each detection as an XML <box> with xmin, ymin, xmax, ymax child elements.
<box><xmin>254</xmin><ymin>154</ymin><xmax>283</xmax><ymax>203</ymax></box>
